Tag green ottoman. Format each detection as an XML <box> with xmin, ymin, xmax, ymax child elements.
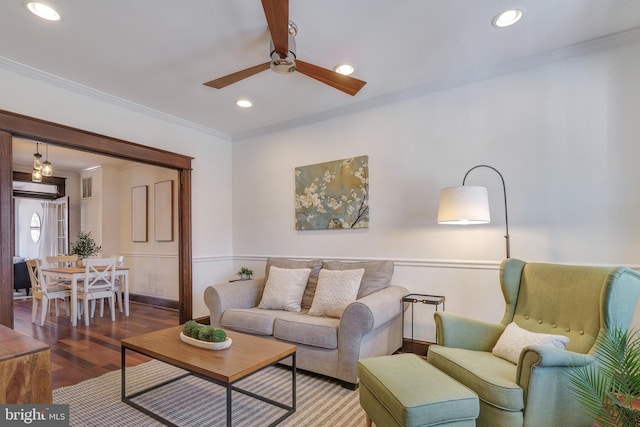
<box><xmin>358</xmin><ymin>353</ymin><xmax>479</xmax><ymax>427</ymax></box>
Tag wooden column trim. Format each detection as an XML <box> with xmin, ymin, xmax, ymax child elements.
<box><xmin>179</xmin><ymin>168</ymin><xmax>192</xmax><ymax>323</ymax></box>
<box><xmin>0</xmin><ymin>132</ymin><xmax>14</xmax><ymax>328</ymax></box>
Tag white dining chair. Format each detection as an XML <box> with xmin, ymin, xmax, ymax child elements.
<box><xmin>27</xmin><ymin>258</ymin><xmax>71</xmax><ymax>326</ymax></box>
<box><xmin>77</xmin><ymin>258</ymin><xmax>117</xmax><ymax>326</ymax></box>
<box><xmin>90</xmin><ymin>255</ymin><xmax>125</xmax><ymax>318</ymax></box>
<box><xmin>45</xmin><ymin>255</ymin><xmax>79</xmax><ymax>286</ymax></box>
<box><xmin>113</xmin><ymin>255</ymin><xmax>125</xmax><ymax>313</ymax></box>
<box><xmin>45</xmin><ymin>255</ymin><xmax>79</xmax><ymax>267</ymax></box>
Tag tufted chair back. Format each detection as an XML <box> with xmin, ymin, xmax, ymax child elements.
<box><xmin>499</xmin><ymin>258</ymin><xmax>640</xmax><ymax>354</ymax></box>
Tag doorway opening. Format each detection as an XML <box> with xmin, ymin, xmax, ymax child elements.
<box><xmin>0</xmin><ymin>109</ymin><xmax>193</xmax><ymax>328</ymax></box>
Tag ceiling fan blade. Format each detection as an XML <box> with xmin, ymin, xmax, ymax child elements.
<box><xmin>261</xmin><ymin>0</ymin><xmax>289</xmax><ymax>56</ymax></box>
<box><xmin>295</xmin><ymin>60</ymin><xmax>367</xmax><ymax>96</ymax></box>
<box><xmin>203</xmin><ymin>62</ymin><xmax>270</xmax><ymax>89</ymax></box>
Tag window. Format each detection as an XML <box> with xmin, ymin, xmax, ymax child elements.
<box><xmin>30</xmin><ymin>212</ymin><xmax>41</xmax><ymax>243</ymax></box>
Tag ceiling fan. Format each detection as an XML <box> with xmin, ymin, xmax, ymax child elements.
<box><xmin>203</xmin><ymin>0</ymin><xmax>366</xmax><ymax>96</ymax></box>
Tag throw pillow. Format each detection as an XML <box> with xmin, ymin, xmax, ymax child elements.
<box><xmin>309</xmin><ymin>268</ymin><xmax>365</xmax><ymax>318</ymax></box>
<box><xmin>258</xmin><ymin>266</ymin><xmax>311</xmax><ymax>312</ymax></box>
<box><xmin>322</xmin><ymin>260</ymin><xmax>394</xmax><ymax>298</ymax></box>
<box><xmin>492</xmin><ymin>322</ymin><xmax>570</xmax><ymax>364</ymax></box>
<box><xmin>264</xmin><ymin>258</ymin><xmax>322</xmax><ymax>309</ymax></box>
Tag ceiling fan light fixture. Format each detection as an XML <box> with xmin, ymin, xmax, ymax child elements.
<box><xmin>25</xmin><ymin>1</ymin><xmax>62</xmax><ymax>21</ymax></box>
<box><xmin>334</xmin><ymin>64</ymin><xmax>355</xmax><ymax>76</ymax></box>
<box><xmin>270</xmin><ymin>35</ymin><xmax>297</xmax><ymax>74</ymax></box>
<box><xmin>236</xmin><ymin>99</ymin><xmax>252</xmax><ymax>108</ymax></box>
<box><xmin>492</xmin><ymin>9</ymin><xmax>523</xmax><ymax>28</ymax></box>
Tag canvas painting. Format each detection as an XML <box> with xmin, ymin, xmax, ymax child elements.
<box><xmin>295</xmin><ymin>156</ymin><xmax>369</xmax><ymax>230</ymax></box>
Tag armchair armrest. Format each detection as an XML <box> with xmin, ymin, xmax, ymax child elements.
<box><xmin>204</xmin><ymin>278</ymin><xmax>265</xmax><ymax>327</ymax></box>
<box><xmin>516</xmin><ymin>345</ymin><xmax>596</xmax><ymax>424</ymax></box>
<box><xmin>517</xmin><ymin>345</ymin><xmax>595</xmax><ymax>383</ymax></box>
<box><xmin>434</xmin><ymin>311</ymin><xmax>504</xmax><ymax>351</ymax></box>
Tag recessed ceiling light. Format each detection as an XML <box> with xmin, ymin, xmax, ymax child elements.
<box><xmin>25</xmin><ymin>2</ymin><xmax>62</xmax><ymax>21</ymax></box>
<box><xmin>236</xmin><ymin>99</ymin><xmax>252</xmax><ymax>108</ymax></box>
<box><xmin>492</xmin><ymin>9</ymin><xmax>522</xmax><ymax>28</ymax></box>
<box><xmin>334</xmin><ymin>64</ymin><xmax>355</xmax><ymax>76</ymax></box>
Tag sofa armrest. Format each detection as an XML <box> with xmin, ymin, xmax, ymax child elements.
<box><xmin>204</xmin><ymin>278</ymin><xmax>265</xmax><ymax>327</ymax></box>
<box><xmin>434</xmin><ymin>311</ymin><xmax>504</xmax><ymax>351</ymax></box>
<box><xmin>340</xmin><ymin>285</ymin><xmax>408</xmax><ymax>338</ymax></box>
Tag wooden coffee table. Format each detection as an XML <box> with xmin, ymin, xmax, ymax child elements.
<box><xmin>121</xmin><ymin>325</ymin><xmax>297</xmax><ymax>426</ymax></box>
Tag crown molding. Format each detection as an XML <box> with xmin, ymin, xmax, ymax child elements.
<box><xmin>0</xmin><ymin>56</ymin><xmax>232</xmax><ymax>141</ymax></box>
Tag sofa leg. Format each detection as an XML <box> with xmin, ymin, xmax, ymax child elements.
<box><xmin>365</xmin><ymin>413</ymin><xmax>372</xmax><ymax>427</ymax></box>
<box><xmin>340</xmin><ymin>381</ymin><xmax>358</xmax><ymax>390</ymax></box>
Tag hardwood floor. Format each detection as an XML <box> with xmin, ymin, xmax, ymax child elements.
<box><xmin>13</xmin><ymin>298</ymin><xmax>179</xmax><ymax>388</ymax></box>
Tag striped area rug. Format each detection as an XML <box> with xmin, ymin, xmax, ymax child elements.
<box><xmin>53</xmin><ymin>360</ymin><xmax>366</xmax><ymax>426</ymax></box>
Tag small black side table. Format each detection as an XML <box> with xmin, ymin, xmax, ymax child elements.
<box><xmin>402</xmin><ymin>294</ymin><xmax>446</xmax><ymax>354</ymax></box>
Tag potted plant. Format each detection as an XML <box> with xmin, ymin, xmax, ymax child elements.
<box><xmin>70</xmin><ymin>231</ymin><xmax>102</xmax><ymax>263</ymax></box>
<box><xmin>568</xmin><ymin>327</ymin><xmax>640</xmax><ymax>427</ymax></box>
<box><xmin>236</xmin><ymin>266</ymin><xmax>253</xmax><ymax>280</ymax></box>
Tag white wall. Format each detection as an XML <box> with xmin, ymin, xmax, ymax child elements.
<box><xmin>232</xmin><ymin>40</ymin><xmax>640</xmax><ymax>340</ymax></box>
<box><xmin>118</xmin><ymin>164</ymin><xmax>180</xmax><ymax>300</ymax></box>
<box><xmin>1</xmin><ymin>65</ymin><xmax>234</xmax><ymax>319</ymax></box>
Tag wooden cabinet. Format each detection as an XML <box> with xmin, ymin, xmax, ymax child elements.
<box><xmin>0</xmin><ymin>325</ymin><xmax>52</xmax><ymax>403</ymax></box>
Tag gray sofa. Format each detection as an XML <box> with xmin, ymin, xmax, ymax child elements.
<box><xmin>204</xmin><ymin>258</ymin><xmax>408</xmax><ymax>388</ymax></box>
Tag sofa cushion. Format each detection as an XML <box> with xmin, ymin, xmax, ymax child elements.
<box><xmin>265</xmin><ymin>258</ymin><xmax>322</xmax><ymax>309</ymax></box>
<box><xmin>221</xmin><ymin>307</ymin><xmax>279</xmax><ymax>335</ymax></box>
<box><xmin>258</xmin><ymin>266</ymin><xmax>311</xmax><ymax>312</ymax></box>
<box><xmin>274</xmin><ymin>312</ymin><xmax>340</xmax><ymax>349</ymax></box>
<box><xmin>427</xmin><ymin>345</ymin><xmax>524</xmax><ymax>412</ymax></box>
<box><xmin>492</xmin><ymin>322</ymin><xmax>570</xmax><ymax>364</ymax></box>
<box><xmin>323</xmin><ymin>260</ymin><xmax>394</xmax><ymax>298</ymax></box>
<box><xmin>309</xmin><ymin>268</ymin><xmax>364</xmax><ymax>318</ymax></box>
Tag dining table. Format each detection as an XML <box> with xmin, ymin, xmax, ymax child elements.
<box><xmin>40</xmin><ymin>265</ymin><xmax>130</xmax><ymax>327</ymax></box>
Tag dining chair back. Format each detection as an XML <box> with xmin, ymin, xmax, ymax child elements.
<box><xmin>27</xmin><ymin>258</ymin><xmax>71</xmax><ymax>326</ymax></box>
<box><xmin>77</xmin><ymin>258</ymin><xmax>117</xmax><ymax>326</ymax></box>
<box><xmin>45</xmin><ymin>255</ymin><xmax>79</xmax><ymax>267</ymax></box>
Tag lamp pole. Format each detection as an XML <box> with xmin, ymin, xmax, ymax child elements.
<box><xmin>462</xmin><ymin>165</ymin><xmax>510</xmax><ymax>258</ymax></box>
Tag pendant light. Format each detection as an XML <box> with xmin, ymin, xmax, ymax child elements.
<box><xmin>42</xmin><ymin>144</ymin><xmax>53</xmax><ymax>177</ymax></box>
<box><xmin>33</xmin><ymin>142</ymin><xmax>42</xmax><ymax>170</ymax></box>
<box><xmin>32</xmin><ymin>167</ymin><xmax>42</xmax><ymax>182</ymax></box>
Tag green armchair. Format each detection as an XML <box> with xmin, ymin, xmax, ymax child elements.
<box><xmin>427</xmin><ymin>258</ymin><xmax>640</xmax><ymax>427</ymax></box>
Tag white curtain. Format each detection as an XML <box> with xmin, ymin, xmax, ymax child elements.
<box><xmin>38</xmin><ymin>201</ymin><xmax>58</xmax><ymax>261</ymax></box>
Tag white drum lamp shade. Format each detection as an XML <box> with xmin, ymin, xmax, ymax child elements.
<box><xmin>437</xmin><ymin>186</ymin><xmax>490</xmax><ymax>224</ymax></box>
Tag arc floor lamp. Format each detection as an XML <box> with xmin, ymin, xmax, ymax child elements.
<box><xmin>437</xmin><ymin>164</ymin><xmax>510</xmax><ymax>258</ymax></box>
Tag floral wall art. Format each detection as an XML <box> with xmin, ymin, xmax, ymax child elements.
<box><xmin>295</xmin><ymin>156</ymin><xmax>369</xmax><ymax>230</ymax></box>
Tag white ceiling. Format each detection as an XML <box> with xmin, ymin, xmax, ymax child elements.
<box><xmin>3</xmin><ymin>1</ymin><xmax>640</xmax><ymax>150</ymax></box>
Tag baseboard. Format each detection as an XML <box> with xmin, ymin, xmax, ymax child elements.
<box><xmin>128</xmin><ymin>293</ymin><xmax>178</xmax><ymax>310</ymax></box>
